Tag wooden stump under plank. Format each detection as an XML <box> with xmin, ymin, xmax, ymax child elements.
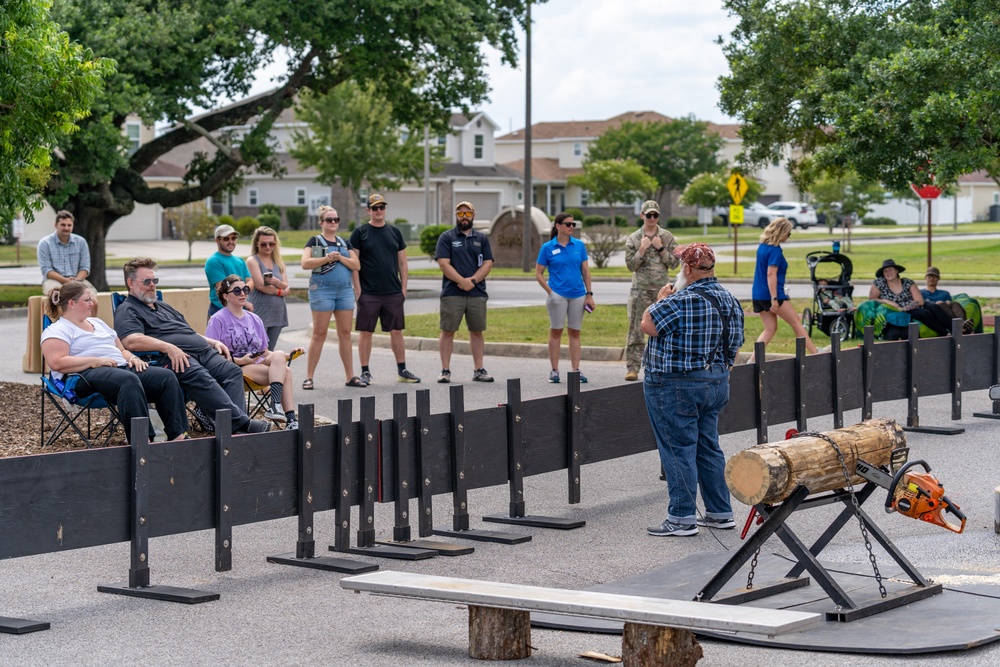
<box><xmin>468</xmin><ymin>605</ymin><xmax>531</xmax><ymax>660</ymax></box>
<box><xmin>725</xmin><ymin>418</ymin><xmax>906</xmax><ymax>506</ymax></box>
<box><xmin>622</xmin><ymin>622</ymin><xmax>702</xmax><ymax>667</ymax></box>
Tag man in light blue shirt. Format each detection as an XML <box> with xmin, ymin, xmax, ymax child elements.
<box><xmin>37</xmin><ymin>210</ymin><xmax>92</xmax><ymax>295</ymax></box>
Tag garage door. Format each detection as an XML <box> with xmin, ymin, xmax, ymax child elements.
<box><xmin>456</xmin><ymin>192</ymin><xmax>502</xmax><ymax>221</ymax></box>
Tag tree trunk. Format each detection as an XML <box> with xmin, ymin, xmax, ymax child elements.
<box><xmin>74</xmin><ymin>205</ymin><xmax>114</xmax><ymax>292</ymax></box>
<box><xmin>725</xmin><ymin>418</ymin><xmax>905</xmax><ymax>506</ymax></box>
<box><xmin>468</xmin><ymin>605</ymin><xmax>531</xmax><ymax>660</ymax></box>
<box><xmin>622</xmin><ymin>623</ymin><xmax>702</xmax><ymax>667</ymax></box>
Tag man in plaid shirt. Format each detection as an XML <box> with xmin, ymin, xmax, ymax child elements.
<box><xmin>640</xmin><ymin>243</ymin><xmax>744</xmax><ymax>537</ymax></box>
<box><xmin>37</xmin><ymin>210</ymin><xmax>92</xmax><ymax>296</ymax></box>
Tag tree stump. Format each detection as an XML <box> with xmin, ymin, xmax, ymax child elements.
<box><xmin>622</xmin><ymin>622</ymin><xmax>703</xmax><ymax>666</ymax></box>
<box><xmin>468</xmin><ymin>605</ymin><xmax>531</xmax><ymax>660</ymax></box>
<box><xmin>725</xmin><ymin>418</ymin><xmax>906</xmax><ymax>505</ymax></box>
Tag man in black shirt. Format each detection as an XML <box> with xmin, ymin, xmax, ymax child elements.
<box><xmin>114</xmin><ymin>257</ymin><xmax>270</xmax><ymax>434</ymax></box>
<box><xmin>434</xmin><ymin>201</ymin><xmax>495</xmax><ymax>383</ymax></box>
<box><xmin>349</xmin><ymin>193</ymin><xmax>420</xmax><ymax>383</ymax></box>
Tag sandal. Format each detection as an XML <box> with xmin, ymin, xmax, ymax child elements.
<box><xmin>345</xmin><ymin>376</ymin><xmax>368</xmax><ymax>388</ymax></box>
<box><xmin>302</xmin><ymin>378</ymin><xmax>314</xmax><ymax>390</ymax></box>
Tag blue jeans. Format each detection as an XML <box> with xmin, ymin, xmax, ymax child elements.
<box><xmin>644</xmin><ymin>366</ymin><xmax>733</xmax><ymax>526</ymax></box>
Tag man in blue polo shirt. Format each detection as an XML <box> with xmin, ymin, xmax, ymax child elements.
<box><xmin>435</xmin><ymin>201</ymin><xmax>495</xmax><ymax>383</ymax></box>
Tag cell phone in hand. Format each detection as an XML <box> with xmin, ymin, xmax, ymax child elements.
<box><xmin>584</xmin><ymin>303</ymin><xmax>594</xmax><ymax>314</ymax></box>
<box><xmin>250</xmin><ymin>350</ymin><xmax>265</xmax><ymax>358</ymax></box>
<box><xmin>262</xmin><ymin>271</ymin><xmax>273</xmax><ymax>282</ymax></box>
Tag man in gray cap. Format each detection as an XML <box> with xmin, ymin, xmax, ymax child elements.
<box><xmin>205</xmin><ymin>223</ymin><xmax>252</xmax><ymax>318</ymax></box>
<box><xmin>623</xmin><ymin>200</ymin><xmax>678</xmax><ymax>380</ymax></box>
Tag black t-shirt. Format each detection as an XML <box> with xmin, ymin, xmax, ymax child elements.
<box><xmin>349</xmin><ymin>222</ymin><xmax>407</xmax><ymax>295</ymax></box>
<box><xmin>435</xmin><ymin>227</ymin><xmax>493</xmax><ymax>298</ymax></box>
<box><xmin>114</xmin><ymin>295</ymin><xmax>211</xmax><ymax>354</ymax></box>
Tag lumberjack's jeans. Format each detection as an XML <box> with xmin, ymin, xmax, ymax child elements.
<box><xmin>77</xmin><ymin>365</ymin><xmax>189</xmax><ymax>443</ymax></box>
<box><xmin>643</xmin><ymin>366</ymin><xmax>734</xmax><ymax>526</ymax></box>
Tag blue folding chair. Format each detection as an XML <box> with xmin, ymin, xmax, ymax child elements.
<box><xmin>40</xmin><ymin>315</ymin><xmax>122</xmax><ymax>448</ymax></box>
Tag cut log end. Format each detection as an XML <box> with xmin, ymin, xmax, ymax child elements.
<box><xmin>469</xmin><ymin>605</ymin><xmax>531</xmax><ymax>660</ymax></box>
<box><xmin>622</xmin><ymin>622</ymin><xmax>703</xmax><ymax>667</ymax></box>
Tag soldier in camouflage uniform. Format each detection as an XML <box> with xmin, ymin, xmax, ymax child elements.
<box><xmin>624</xmin><ymin>200</ymin><xmax>678</xmax><ymax>380</ymax></box>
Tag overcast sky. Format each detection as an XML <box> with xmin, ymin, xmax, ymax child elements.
<box><xmin>479</xmin><ymin>1</ymin><xmax>739</xmax><ymax>133</ymax></box>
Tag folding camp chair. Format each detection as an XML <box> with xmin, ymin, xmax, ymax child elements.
<box><xmin>40</xmin><ymin>315</ymin><xmax>122</xmax><ymax>448</ymax></box>
<box><xmin>245</xmin><ymin>349</ymin><xmax>303</xmax><ymax>420</ymax></box>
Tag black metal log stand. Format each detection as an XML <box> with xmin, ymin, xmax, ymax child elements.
<box><xmin>335</xmin><ymin>395</ymin><xmax>436</xmax><ymax>560</ymax></box>
<box><xmin>483</xmin><ymin>378</ymin><xmax>585</xmax><ymax>530</ymax></box>
<box><xmin>974</xmin><ymin>325</ymin><xmax>1000</xmax><ymax>420</ymax></box>
<box><xmin>267</xmin><ymin>404</ymin><xmax>377</xmax><ymax>573</ymax></box>
<box><xmin>903</xmin><ymin>322</ymin><xmax>965</xmax><ymax>435</ymax></box>
<box><xmin>98</xmin><ymin>416</ymin><xmax>220</xmax><ymax>603</ymax></box>
<box><xmin>376</xmin><ymin>391</ymin><xmax>473</xmax><ymax>556</ymax></box>
<box><xmin>694</xmin><ymin>484</ymin><xmax>942</xmax><ymax>623</ymax></box>
<box><xmin>432</xmin><ymin>385</ymin><xmax>531</xmax><ymax>545</ymax></box>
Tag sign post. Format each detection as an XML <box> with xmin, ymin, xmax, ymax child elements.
<box><xmin>727</xmin><ymin>173</ymin><xmax>748</xmax><ymax>274</ymax></box>
<box><xmin>911</xmin><ymin>183</ymin><xmax>943</xmax><ymax>268</ymax></box>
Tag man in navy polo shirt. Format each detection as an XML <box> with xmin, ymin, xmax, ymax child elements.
<box><xmin>435</xmin><ymin>201</ymin><xmax>495</xmax><ymax>383</ymax></box>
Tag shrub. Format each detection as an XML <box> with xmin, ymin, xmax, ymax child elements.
<box><xmin>565</xmin><ymin>207</ymin><xmax>584</xmax><ymax>220</ymax></box>
<box><xmin>348</xmin><ymin>221</ymin><xmax>356</xmax><ymax>231</ymax></box>
<box><xmin>216</xmin><ymin>214</ymin><xmax>235</xmax><ymax>229</ymax></box>
<box><xmin>420</xmin><ymin>224</ymin><xmax>452</xmax><ymax>257</ymax></box>
<box><xmin>611</xmin><ymin>214</ymin><xmax>629</xmax><ymax>227</ymax></box>
<box><xmin>234</xmin><ymin>216</ymin><xmax>258</xmax><ymax>237</ymax></box>
<box><xmin>394</xmin><ymin>219</ymin><xmax>413</xmax><ymax>242</ymax></box>
<box><xmin>584</xmin><ymin>225</ymin><xmax>624</xmax><ymax>269</ymax></box>
<box><xmin>257</xmin><ymin>213</ymin><xmax>281</xmax><ymax>230</ymax></box>
<box><xmin>665</xmin><ymin>216</ymin><xmax>698</xmax><ymax>229</ymax></box>
<box><xmin>285</xmin><ymin>207</ymin><xmax>307</xmax><ymax>230</ymax></box>
<box><xmin>582</xmin><ymin>215</ymin><xmax>606</xmax><ymax>227</ymax></box>
<box><xmin>258</xmin><ymin>203</ymin><xmax>281</xmax><ymax>217</ymax></box>
<box><xmin>861</xmin><ymin>216</ymin><xmax>896</xmax><ymax>226</ymax></box>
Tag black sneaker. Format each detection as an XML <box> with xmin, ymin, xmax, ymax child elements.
<box><xmin>437</xmin><ymin>369</ymin><xmax>451</xmax><ymax>383</ymax></box>
<box><xmin>647</xmin><ymin>520</ymin><xmax>698</xmax><ymax>537</ymax></box>
<box><xmin>360</xmin><ymin>370</ymin><xmax>373</xmax><ymax>385</ymax></box>
<box><xmin>696</xmin><ymin>516</ymin><xmax>736</xmax><ymax>530</ymax></box>
<box><xmin>472</xmin><ymin>368</ymin><xmax>494</xmax><ymax>382</ymax></box>
<box><xmin>242</xmin><ymin>419</ymin><xmax>272</xmax><ymax>434</ymax></box>
<box><xmin>397</xmin><ymin>369</ymin><xmax>421</xmax><ymax>383</ymax></box>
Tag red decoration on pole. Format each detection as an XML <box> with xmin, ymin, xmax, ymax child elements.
<box><xmin>910</xmin><ymin>183</ymin><xmax>943</xmax><ymax>200</ymax></box>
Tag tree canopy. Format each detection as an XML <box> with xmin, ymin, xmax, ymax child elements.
<box><xmin>719</xmin><ymin>0</ymin><xmax>1000</xmax><ymax>192</ymax></box>
<box><xmin>44</xmin><ymin>0</ymin><xmax>532</xmax><ymax>288</ymax></box>
<box><xmin>0</xmin><ymin>0</ymin><xmax>112</xmax><ymax>226</ymax></box>
<box><xmin>679</xmin><ymin>170</ymin><xmax>764</xmax><ymax>209</ymax></box>
<box><xmin>586</xmin><ymin>117</ymin><xmax>725</xmax><ymax>204</ymax></box>
<box><xmin>568</xmin><ymin>158</ymin><xmax>657</xmax><ymax>225</ymax></box>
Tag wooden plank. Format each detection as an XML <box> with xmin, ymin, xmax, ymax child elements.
<box><xmin>339</xmin><ymin>572</ymin><xmax>820</xmax><ymax>636</ymax></box>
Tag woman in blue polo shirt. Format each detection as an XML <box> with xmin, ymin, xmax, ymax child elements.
<box><xmin>535</xmin><ymin>212</ymin><xmax>596</xmax><ymax>383</ymax></box>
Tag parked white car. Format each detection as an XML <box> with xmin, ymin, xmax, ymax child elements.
<box><xmin>765</xmin><ymin>201</ymin><xmax>818</xmax><ymax>229</ymax></box>
<box><xmin>714</xmin><ymin>202</ymin><xmax>780</xmax><ymax>229</ymax></box>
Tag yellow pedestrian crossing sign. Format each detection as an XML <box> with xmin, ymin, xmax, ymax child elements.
<box><xmin>729</xmin><ymin>205</ymin><xmax>744</xmax><ymax>225</ymax></box>
<box><xmin>727</xmin><ymin>173</ymin><xmax>748</xmax><ymax>205</ymax></box>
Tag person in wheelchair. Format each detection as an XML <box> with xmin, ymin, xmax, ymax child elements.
<box><xmin>816</xmin><ymin>279</ymin><xmax>855</xmax><ymax>313</ymax></box>
<box><xmin>205</xmin><ymin>275</ymin><xmax>304</xmax><ymax>429</ymax></box>
<box><xmin>41</xmin><ymin>281</ymin><xmax>190</xmax><ymax>444</ymax></box>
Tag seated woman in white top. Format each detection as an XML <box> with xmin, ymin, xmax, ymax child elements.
<box><xmin>40</xmin><ymin>281</ymin><xmax>189</xmax><ymax>443</ymax></box>
<box><xmin>205</xmin><ymin>275</ymin><xmax>304</xmax><ymax>429</ymax></box>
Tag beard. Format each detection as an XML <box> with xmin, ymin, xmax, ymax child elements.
<box><xmin>138</xmin><ymin>291</ymin><xmax>158</xmax><ymax>304</ymax></box>
<box><xmin>673</xmin><ymin>268</ymin><xmax>691</xmax><ymax>292</ymax></box>
<box><xmin>457</xmin><ymin>220</ymin><xmax>473</xmax><ymax>232</ymax></box>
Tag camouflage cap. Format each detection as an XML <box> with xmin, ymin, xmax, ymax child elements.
<box><xmin>640</xmin><ymin>200</ymin><xmax>660</xmax><ymax>215</ymax></box>
<box><xmin>367</xmin><ymin>193</ymin><xmax>387</xmax><ymax>207</ymax></box>
<box><xmin>673</xmin><ymin>243</ymin><xmax>715</xmax><ymax>270</ymax></box>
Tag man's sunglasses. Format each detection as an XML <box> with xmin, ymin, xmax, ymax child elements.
<box><xmin>227</xmin><ymin>286</ymin><xmax>251</xmax><ymax>296</ymax></box>
<box><xmin>322</xmin><ymin>217</ymin><xmax>340</xmax><ymax>223</ymax></box>
<box><xmin>559</xmin><ymin>221</ymin><xmax>577</xmax><ymax>228</ymax></box>
<box><xmin>645</xmin><ymin>212</ymin><xmax>660</xmax><ymax>219</ymax></box>
<box><xmin>456</xmin><ymin>211</ymin><xmax>474</xmax><ymax>219</ymax></box>
<box><xmin>370</xmin><ymin>205</ymin><xmax>386</xmax><ymax>211</ymax></box>
<box><xmin>141</xmin><ymin>278</ymin><xmax>160</xmax><ymax>286</ymax></box>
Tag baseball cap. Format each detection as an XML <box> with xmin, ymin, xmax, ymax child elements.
<box><xmin>673</xmin><ymin>243</ymin><xmax>716</xmax><ymax>270</ymax></box>
<box><xmin>367</xmin><ymin>193</ymin><xmax>387</xmax><ymax>207</ymax></box>
<box><xmin>455</xmin><ymin>201</ymin><xmax>475</xmax><ymax>213</ymax></box>
<box><xmin>214</xmin><ymin>224</ymin><xmax>238</xmax><ymax>238</ymax></box>
<box><xmin>925</xmin><ymin>266</ymin><xmax>941</xmax><ymax>278</ymax></box>
<box><xmin>640</xmin><ymin>200</ymin><xmax>660</xmax><ymax>215</ymax></box>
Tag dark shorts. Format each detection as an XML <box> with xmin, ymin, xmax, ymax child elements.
<box><xmin>440</xmin><ymin>296</ymin><xmax>487</xmax><ymax>332</ymax></box>
<box><xmin>356</xmin><ymin>292</ymin><xmax>405</xmax><ymax>332</ymax></box>
<box><xmin>752</xmin><ymin>299</ymin><xmax>787</xmax><ymax>313</ymax></box>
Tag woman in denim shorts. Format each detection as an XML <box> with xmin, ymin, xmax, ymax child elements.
<box><xmin>300</xmin><ymin>206</ymin><xmax>365</xmax><ymax>388</ymax></box>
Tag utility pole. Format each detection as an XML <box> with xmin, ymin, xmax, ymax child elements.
<box><xmin>521</xmin><ymin>0</ymin><xmax>533</xmax><ymax>272</ymax></box>
<box><xmin>423</xmin><ymin>125</ymin><xmax>432</xmax><ymax>227</ymax></box>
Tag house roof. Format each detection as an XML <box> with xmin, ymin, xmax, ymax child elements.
<box><xmin>141</xmin><ymin>160</ymin><xmax>186</xmax><ymax>179</ymax></box>
<box><xmin>496</xmin><ymin>111</ymin><xmax>742</xmax><ymax>142</ymax></box>
<box><xmin>959</xmin><ymin>170</ymin><xmax>995</xmax><ymax>184</ymax></box>
<box><xmin>437</xmin><ymin>163</ymin><xmax>521</xmax><ymax>180</ymax></box>
<box><xmin>501</xmin><ymin>158</ymin><xmax>583</xmax><ymax>183</ymax></box>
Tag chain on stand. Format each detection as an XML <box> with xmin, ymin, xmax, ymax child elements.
<box><xmin>746</xmin><ymin>547</ymin><xmax>760</xmax><ymax>589</ymax></box>
<box><xmin>794</xmin><ymin>431</ymin><xmax>887</xmax><ymax>598</ymax></box>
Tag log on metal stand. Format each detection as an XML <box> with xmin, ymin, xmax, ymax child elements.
<box><xmin>468</xmin><ymin>605</ymin><xmax>531</xmax><ymax>660</ymax></box>
<box><xmin>725</xmin><ymin>418</ymin><xmax>905</xmax><ymax>506</ymax></box>
<box><xmin>622</xmin><ymin>623</ymin><xmax>703</xmax><ymax>667</ymax></box>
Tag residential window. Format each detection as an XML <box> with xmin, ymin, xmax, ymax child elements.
<box><xmin>437</xmin><ymin>135</ymin><xmax>446</xmax><ymax>145</ymax></box>
<box><xmin>125</xmin><ymin>122</ymin><xmax>141</xmax><ymax>154</ymax></box>
<box><xmin>581</xmin><ymin>190</ymin><xmax>590</xmax><ymax>206</ymax></box>
<box><xmin>248</xmin><ymin>188</ymin><xmax>259</xmax><ymax>206</ymax></box>
<box><xmin>400</xmin><ymin>129</ymin><xmax>410</xmax><ymax>143</ymax></box>
<box><xmin>573</xmin><ymin>142</ymin><xmax>582</xmax><ymax>157</ymax></box>
<box><xmin>296</xmin><ymin>188</ymin><xmax>307</xmax><ymax>206</ymax></box>
<box><xmin>474</xmin><ymin>134</ymin><xmax>484</xmax><ymax>160</ymax></box>
<box><xmin>994</xmin><ymin>192</ymin><xmax>1000</xmax><ymax>205</ymax></box>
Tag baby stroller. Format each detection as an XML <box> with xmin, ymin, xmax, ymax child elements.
<box><xmin>801</xmin><ymin>251</ymin><xmax>856</xmax><ymax>341</ymax></box>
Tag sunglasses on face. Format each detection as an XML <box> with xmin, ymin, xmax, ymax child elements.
<box><xmin>370</xmin><ymin>205</ymin><xmax>386</xmax><ymax>211</ymax></box>
<box><xmin>560</xmin><ymin>221</ymin><xmax>577</xmax><ymax>228</ymax></box>
<box><xmin>322</xmin><ymin>217</ymin><xmax>340</xmax><ymax>223</ymax></box>
<box><xmin>645</xmin><ymin>212</ymin><xmax>660</xmax><ymax>219</ymax></box>
<box><xmin>456</xmin><ymin>211</ymin><xmax>474</xmax><ymax>219</ymax></box>
<box><xmin>258</xmin><ymin>241</ymin><xmax>276</xmax><ymax>248</ymax></box>
<box><xmin>141</xmin><ymin>278</ymin><xmax>160</xmax><ymax>286</ymax></box>
<box><xmin>227</xmin><ymin>286</ymin><xmax>251</xmax><ymax>296</ymax></box>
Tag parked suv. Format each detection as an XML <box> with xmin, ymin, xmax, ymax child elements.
<box><xmin>714</xmin><ymin>202</ymin><xmax>779</xmax><ymax>229</ymax></box>
<box><xmin>765</xmin><ymin>201</ymin><xmax>818</xmax><ymax>228</ymax></box>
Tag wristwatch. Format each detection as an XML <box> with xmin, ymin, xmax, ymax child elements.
<box><xmin>470</xmin><ymin>278</ymin><xmax>477</xmax><ymax>285</ymax></box>
<box><xmin>655</xmin><ymin>246</ymin><xmax>665</xmax><ymax>253</ymax></box>
<box><xmin>586</xmin><ymin>291</ymin><xmax>593</xmax><ymax>296</ymax></box>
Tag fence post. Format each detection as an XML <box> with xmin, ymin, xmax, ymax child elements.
<box><xmin>862</xmin><ymin>326</ymin><xmax>875</xmax><ymax>420</ymax></box>
<box><xmin>903</xmin><ymin>323</ymin><xmax>964</xmax><ymax>435</ymax></box>
<box><xmin>795</xmin><ymin>337</ymin><xmax>807</xmax><ymax>432</ymax></box>
<box><xmin>754</xmin><ymin>341</ymin><xmax>768</xmax><ymax>443</ymax></box>
<box><xmin>566</xmin><ymin>371</ymin><xmax>582</xmax><ymax>504</ymax></box>
<box><xmin>214</xmin><ymin>409</ymin><xmax>233</xmax><ymax>571</ymax></box>
<box><xmin>973</xmin><ymin>330</ymin><xmax>1000</xmax><ymax>419</ymax></box>
<box><xmin>831</xmin><ymin>334</ymin><xmax>843</xmax><ymax>429</ymax></box>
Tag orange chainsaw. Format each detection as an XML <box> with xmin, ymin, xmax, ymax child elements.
<box><xmin>854</xmin><ymin>456</ymin><xmax>966</xmax><ymax>534</ymax></box>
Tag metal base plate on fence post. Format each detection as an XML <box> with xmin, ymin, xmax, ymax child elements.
<box><xmin>0</xmin><ymin>616</ymin><xmax>50</xmax><ymax>635</ymax></box>
<box><xmin>96</xmin><ymin>584</ymin><xmax>220</xmax><ymax>604</ymax></box>
<box><xmin>482</xmin><ymin>514</ymin><xmax>586</xmax><ymax>530</ymax></box>
<box><xmin>266</xmin><ymin>553</ymin><xmax>378</xmax><ymax>574</ymax></box>
<box><xmin>374</xmin><ymin>538</ymin><xmax>475</xmax><ymax>556</ymax></box>
<box><xmin>902</xmin><ymin>425</ymin><xmax>965</xmax><ymax>435</ymax></box>
<box><xmin>432</xmin><ymin>527</ymin><xmax>532</xmax><ymax>544</ymax></box>
<box><xmin>334</xmin><ymin>544</ymin><xmax>438</xmax><ymax>560</ymax></box>
<box><xmin>973</xmin><ymin>411</ymin><xmax>1000</xmax><ymax>420</ymax></box>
